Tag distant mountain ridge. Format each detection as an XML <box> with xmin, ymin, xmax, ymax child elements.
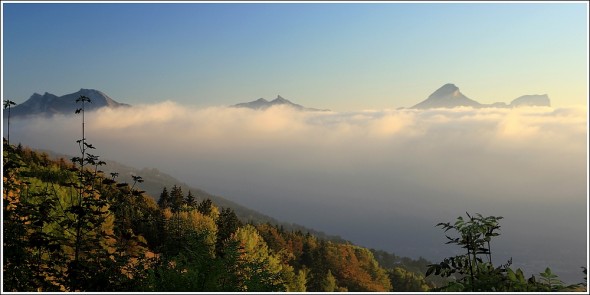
<box><xmin>5</xmin><ymin>86</ymin><xmax>551</xmax><ymax>117</ymax></box>
<box><xmin>7</xmin><ymin>88</ymin><xmax>130</xmax><ymax>117</ymax></box>
<box><xmin>509</xmin><ymin>94</ymin><xmax>551</xmax><ymax>107</ymax></box>
<box><xmin>410</xmin><ymin>83</ymin><xmax>551</xmax><ymax>109</ymax></box>
<box><xmin>233</xmin><ymin>95</ymin><xmax>329</xmax><ymax>111</ymax></box>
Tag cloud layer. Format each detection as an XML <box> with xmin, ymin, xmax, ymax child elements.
<box><xmin>7</xmin><ymin>103</ymin><xmax>587</xmax><ymax>283</ymax></box>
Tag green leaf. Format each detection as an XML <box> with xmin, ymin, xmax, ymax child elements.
<box><xmin>545</xmin><ymin>267</ymin><xmax>552</xmax><ymax>276</ymax></box>
<box><xmin>507</xmin><ymin>268</ymin><xmax>517</xmax><ymax>282</ymax></box>
<box><xmin>516</xmin><ymin>268</ymin><xmax>526</xmax><ymax>284</ymax></box>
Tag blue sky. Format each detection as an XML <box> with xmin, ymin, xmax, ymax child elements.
<box><xmin>2</xmin><ymin>2</ymin><xmax>588</xmax><ymax>110</ymax></box>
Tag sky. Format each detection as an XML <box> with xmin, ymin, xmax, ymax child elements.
<box><xmin>2</xmin><ymin>1</ymin><xmax>588</xmax><ymax>110</ymax></box>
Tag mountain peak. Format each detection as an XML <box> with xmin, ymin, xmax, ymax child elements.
<box><xmin>410</xmin><ymin>84</ymin><xmax>552</xmax><ymax>109</ymax></box>
<box><xmin>429</xmin><ymin>83</ymin><xmax>460</xmax><ymax>99</ymax></box>
<box><xmin>411</xmin><ymin>83</ymin><xmax>480</xmax><ymax>109</ymax></box>
<box><xmin>510</xmin><ymin>94</ymin><xmax>551</xmax><ymax>107</ymax></box>
<box><xmin>233</xmin><ymin>95</ymin><xmax>328</xmax><ymax>112</ymax></box>
<box><xmin>7</xmin><ymin>89</ymin><xmax>129</xmax><ymax>117</ymax></box>
<box><xmin>78</xmin><ymin>88</ymin><xmax>102</xmax><ymax>94</ymax></box>
<box><xmin>254</xmin><ymin>98</ymin><xmax>269</xmax><ymax>103</ymax></box>
<box><xmin>271</xmin><ymin>95</ymin><xmax>291</xmax><ymax>104</ymax></box>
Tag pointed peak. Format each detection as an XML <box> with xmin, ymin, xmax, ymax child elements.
<box><xmin>12</xmin><ymin>88</ymin><xmax>128</xmax><ymax>117</ymax></box>
<box><xmin>271</xmin><ymin>95</ymin><xmax>290</xmax><ymax>103</ymax></box>
<box><xmin>430</xmin><ymin>83</ymin><xmax>459</xmax><ymax>97</ymax></box>
<box><xmin>79</xmin><ymin>88</ymin><xmax>100</xmax><ymax>94</ymax></box>
<box><xmin>30</xmin><ymin>92</ymin><xmax>56</xmax><ymax>100</ymax></box>
<box><xmin>30</xmin><ymin>93</ymin><xmax>43</xmax><ymax>98</ymax></box>
<box><xmin>232</xmin><ymin>95</ymin><xmax>327</xmax><ymax>111</ymax></box>
<box><xmin>411</xmin><ymin>83</ymin><xmax>480</xmax><ymax>109</ymax></box>
<box><xmin>441</xmin><ymin>83</ymin><xmax>458</xmax><ymax>89</ymax></box>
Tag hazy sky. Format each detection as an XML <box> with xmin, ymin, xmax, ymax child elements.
<box><xmin>2</xmin><ymin>2</ymin><xmax>588</xmax><ymax>110</ymax></box>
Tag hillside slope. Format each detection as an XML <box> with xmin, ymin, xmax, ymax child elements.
<box><xmin>4</xmin><ymin>141</ymin><xmax>427</xmax><ymax>292</ymax></box>
<box><xmin>32</xmin><ymin>148</ymin><xmax>347</xmax><ymax>242</ymax></box>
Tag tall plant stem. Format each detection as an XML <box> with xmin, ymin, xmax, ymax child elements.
<box><xmin>3</xmin><ymin>100</ymin><xmax>16</xmax><ymax>146</ymax></box>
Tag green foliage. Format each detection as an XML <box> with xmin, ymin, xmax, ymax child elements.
<box><xmin>3</xmin><ymin>141</ymin><xmax>63</xmax><ymax>292</ymax></box>
<box><xmin>169</xmin><ymin>185</ymin><xmax>184</xmax><ymax>213</ymax></box>
<box><xmin>322</xmin><ymin>270</ymin><xmax>337</xmax><ymax>292</ymax></box>
<box><xmin>230</xmin><ymin>224</ymin><xmax>288</xmax><ymax>291</ymax></box>
<box><xmin>3</xmin><ymin>96</ymin><xmax>151</xmax><ymax>291</ymax></box>
<box><xmin>215</xmin><ymin>207</ymin><xmax>243</xmax><ymax>258</ymax></box>
<box><xmin>426</xmin><ymin>212</ymin><xmax>584</xmax><ymax>292</ymax></box>
<box><xmin>371</xmin><ymin>249</ymin><xmax>445</xmax><ymax>289</ymax></box>
<box><xmin>389</xmin><ymin>266</ymin><xmax>430</xmax><ymax>291</ymax></box>
<box><xmin>288</xmin><ymin>268</ymin><xmax>308</xmax><ymax>292</ymax></box>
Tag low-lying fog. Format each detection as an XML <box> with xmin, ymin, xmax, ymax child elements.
<box><xmin>6</xmin><ymin>103</ymin><xmax>587</xmax><ymax>283</ymax></box>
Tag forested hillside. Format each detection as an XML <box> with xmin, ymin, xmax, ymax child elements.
<box><xmin>36</xmin><ymin>148</ymin><xmax>348</xmax><ymax>243</ymax></box>
<box><xmin>3</xmin><ymin>140</ymin><xmax>432</xmax><ymax>292</ymax></box>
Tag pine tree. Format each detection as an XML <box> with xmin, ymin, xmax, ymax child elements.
<box><xmin>185</xmin><ymin>190</ymin><xmax>196</xmax><ymax>208</ymax></box>
<box><xmin>170</xmin><ymin>185</ymin><xmax>184</xmax><ymax>213</ymax></box>
<box><xmin>215</xmin><ymin>207</ymin><xmax>242</xmax><ymax>257</ymax></box>
<box><xmin>157</xmin><ymin>187</ymin><xmax>170</xmax><ymax>209</ymax></box>
<box><xmin>322</xmin><ymin>270</ymin><xmax>337</xmax><ymax>292</ymax></box>
<box><xmin>197</xmin><ymin>198</ymin><xmax>213</xmax><ymax>216</ymax></box>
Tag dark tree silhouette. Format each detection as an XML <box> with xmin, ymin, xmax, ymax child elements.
<box><xmin>158</xmin><ymin>186</ymin><xmax>171</xmax><ymax>209</ymax></box>
<box><xmin>215</xmin><ymin>207</ymin><xmax>242</xmax><ymax>257</ymax></box>
<box><xmin>197</xmin><ymin>198</ymin><xmax>213</xmax><ymax>216</ymax></box>
<box><xmin>185</xmin><ymin>190</ymin><xmax>196</xmax><ymax>208</ymax></box>
<box><xmin>170</xmin><ymin>185</ymin><xmax>184</xmax><ymax>213</ymax></box>
<box><xmin>4</xmin><ymin>99</ymin><xmax>17</xmax><ymax>146</ymax></box>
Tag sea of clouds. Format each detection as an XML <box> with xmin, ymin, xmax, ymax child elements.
<box><xmin>6</xmin><ymin>103</ymin><xmax>587</xmax><ymax>283</ymax></box>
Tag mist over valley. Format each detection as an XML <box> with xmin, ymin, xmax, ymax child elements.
<box><xmin>4</xmin><ymin>87</ymin><xmax>586</xmax><ymax>284</ymax></box>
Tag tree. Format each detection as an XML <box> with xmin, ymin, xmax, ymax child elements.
<box><xmin>185</xmin><ymin>190</ymin><xmax>196</xmax><ymax>208</ymax></box>
<box><xmin>426</xmin><ymin>212</ymin><xmax>575</xmax><ymax>292</ymax></box>
<box><xmin>2</xmin><ymin>142</ymin><xmax>58</xmax><ymax>291</ymax></box>
<box><xmin>215</xmin><ymin>207</ymin><xmax>242</xmax><ymax>257</ymax></box>
<box><xmin>169</xmin><ymin>185</ymin><xmax>184</xmax><ymax>213</ymax></box>
<box><xmin>157</xmin><ymin>187</ymin><xmax>170</xmax><ymax>209</ymax></box>
<box><xmin>3</xmin><ymin>117</ymin><xmax>152</xmax><ymax>291</ymax></box>
<box><xmin>61</xmin><ymin>95</ymin><xmax>148</xmax><ymax>291</ymax></box>
<box><xmin>67</xmin><ymin>95</ymin><xmax>99</xmax><ymax>289</ymax></box>
<box><xmin>288</xmin><ymin>268</ymin><xmax>307</xmax><ymax>292</ymax></box>
<box><xmin>230</xmin><ymin>225</ymin><xmax>287</xmax><ymax>291</ymax></box>
<box><xmin>197</xmin><ymin>198</ymin><xmax>213</xmax><ymax>216</ymax></box>
<box><xmin>389</xmin><ymin>267</ymin><xmax>429</xmax><ymax>291</ymax></box>
<box><xmin>322</xmin><ymin>270</ymin><xmax>337</xmax><ymax>292</ymax></box>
